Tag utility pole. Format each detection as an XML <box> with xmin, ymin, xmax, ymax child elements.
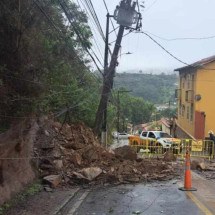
<box><xmin>101</xmin><ymin>13</ymin><xmax>111</xmax><ymax>145</ymax></box>
<box><xmin>94</xmin><ymin>0</ymin><xmax>141</xmax><ymax>139</ymax></box>
<box><xmin>117</xmin><ymin>90</ymin><xmax>132</xmax><ymax>133</ymax></box>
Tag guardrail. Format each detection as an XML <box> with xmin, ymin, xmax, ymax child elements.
<box><xmin>129</xmin><ymin>139</ymin><xmax>214</xmax><ymax>160</ymax></box>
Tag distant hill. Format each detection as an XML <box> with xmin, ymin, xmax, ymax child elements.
<box><xmin>114</xmin><ymin>72</ymin><xmax>178</xmax><ymax>104</ymax></box>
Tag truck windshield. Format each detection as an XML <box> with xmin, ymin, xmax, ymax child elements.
<box><xmin>158</xmin><ymin>132</ymin><xmax>172</xmax><ymax>138</ymax></box>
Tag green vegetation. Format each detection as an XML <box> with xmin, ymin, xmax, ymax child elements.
<box><xmin>0</xmin><ymin>182</ymin><xmax>42</xmax><ymax>215</ymax></box>
<box><xmin>107</xmin><ymin>90</ymin><xmax>155</xmax><ymax>132</ymax></box>
<box><xmin>114</xmin><ymin>73</ymin><xmax>178</xmax><ymax>104</ymax></box>
<box><xmin>0</xmin><ymin>0</ymin><xmax>101</xmax><ymax>128</ymax></box>
<box><xmin>0</xmin><ymin>1</ymin><xmax>175</xmax><ymax>133</ymax></box>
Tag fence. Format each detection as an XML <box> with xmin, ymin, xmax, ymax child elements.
<box><xmin>129</xmin><ymin>138</ymin><xmax>214</xmax><ymax>160</ymax></box>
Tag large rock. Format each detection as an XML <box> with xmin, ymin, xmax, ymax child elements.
<box><xmin>191</xmin><ymin>159</ymin><xmax>206</xmax><ymax>170</ymax></box>
<box><xmin>163</xmin><ymin>151</ymin><xmax>176</xmax><ymax>162</ymax></box>
<box><xmin>43</xmin><ymin>175</ymin><xmax>61</xmax><ymax>188</ymax></box>
<box><xmin>114</xmin><ymin>146</ymin><xmax>137</xmax><ymax>161</ymax></box>
<box><xmin>73</xmin><ymin>167</ymin><xmax>102</xmax><ymax>181</ymax></box>
<box><xmin>197</xmin><ymin>162</ymin><xmax>206</xmax><ymax>171</ymax></box>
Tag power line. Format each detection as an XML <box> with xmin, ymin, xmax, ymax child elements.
<box><xmin>144</xmin><ymin>0</ymin><xmax>158</xmax><ymax>13</ymax></box>
<box><xmin>76</xmin><ymin>0</ymin><xmax>105</xmax><ymax>60</ymax></box>
<box><xmin>79</xmin><ymin>0</ymin><xmax>113</xmax><ymax>59</ymax></box>
<box><xmin>58</xmin><ymin>0</ymin><xmax>104</xmax><ymax>74</ymax></box>
<box><xmin>102</xmin><ymin>0</ymin><xmax>117</xmax><ymax>37</ymax></box>
<box><xmin>82</xmin><ymin>0</ymin><xmax>105</xmax><ymax>41</ymax></box>
<box><xmin>1</xmin><ymin>0</ymin><xmax>101</xmax><ymax>83</ymax></box>
<box><xmin>144</xmin><ymin>30</ymin><xmax>215</xmax><ymax>41</ymax></box>
<box><xmin>140</xmin><ymin>31</ymin><xmax>190</xmax><ymax>66</ymax></box>
<box><xmin>110</xmin><ymin>30</ymin><xmax>133</xmax><ymax>44</ymax></box>
<box><xmin>140</xmin><ymin>31</ymin><xmax>215</xmax><ymax>71</ymax></box>
<box><xmin>36</xmin><ymin>0</ymin><xmax>103</xmax><ymax>76</ymax></box>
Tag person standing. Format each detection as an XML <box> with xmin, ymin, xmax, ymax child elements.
<box><xmin>208</xmin><ymin>130</ymin><xmax>215</xmax><ymax>158</ymax></box>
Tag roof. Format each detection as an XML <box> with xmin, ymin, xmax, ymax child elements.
<box><xmin>174</xmin><ymin>55</ymin><xmax>215</xmax><ymax>71</ymax></box>
<box><xmin>161</xmin><ymin>118</ymin><xmax>171</xmax><ymax>128</ymax></box>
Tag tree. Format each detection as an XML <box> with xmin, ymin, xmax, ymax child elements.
<box><xmin>0</xmin><ymin>0</ymin><xmax>100</xmax><ymax>129</ymax></box>
<box><xmin>109</xmin><ymin>89</ymin><xmax>155</xmax><ymax>131</ymax></box>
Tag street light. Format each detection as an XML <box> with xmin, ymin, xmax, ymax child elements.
<box><xmin>118</xmin><ymin>52</ymin><xmax>133</xmax><ymax>58</ymax></box>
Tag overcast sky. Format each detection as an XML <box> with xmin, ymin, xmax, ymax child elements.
<box><xmin>75</xmin><ymin>0</ymin><xmax>215</xmax><ymax>73</ymax></box>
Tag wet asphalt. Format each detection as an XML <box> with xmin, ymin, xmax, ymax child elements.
<box><xmin>75</xmin><ymin>182</ymin><xmax>203</xmax><ymax>215</ymax></box>
<box><xmin>58</xmin><ymin>139</ymin><xmax>213</xmax><ymax>215</ymax></box>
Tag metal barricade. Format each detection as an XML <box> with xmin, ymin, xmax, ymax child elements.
<box><xmin>129</xmin><ymin>138</ymin><xmax>214</xmax><ymax>160</ymax></box>
<box><xmin>178</xmin><ymin>139</ymin><xmax>214</xmax><ymax>160</ymax></box>
<box><xmin>130</xmin><ymin>139</ymin><xmax>167</xmax><ymax>158</ymax></box>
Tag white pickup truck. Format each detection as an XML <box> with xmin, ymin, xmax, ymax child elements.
<box><xmin>128</xmin><ymin>130</ymin><xmax>181</xmax><ymax>152</ymax></box>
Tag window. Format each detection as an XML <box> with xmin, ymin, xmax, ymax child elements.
<box><xmin>190</xmin><ymin>103</ymin><xmax>194</xmax><ymax>122</ymax></box>
<box><xmin>141</xmin><ymin>132</ymin><xmax>147</xmax><ymax>137</ymax></box>
<box><xmin>187</xmin><ymin>74</ymin><xmax>190</xmax><ymax>89</ymax></box>
<box><xmin>182</xmin><ymin>105</ymin><xmax>185</xmax><ymax>117</ymax></box>
<box><xmin>191</xmin><ymin>74</ymin><xmax>194</xmax><ymax>89</ymax></box>
<box><xmin>187</xmin><ymin>106</ymin><xmax>190</xmax><ymax>120</ymax></box>
<box><xmin>185</xmin><ymin>91</ymin><xmax>188</xmax><ymax>101</ymax></box>
<box><xmin>180</xmin><ymin>77</ymin><xmax>183</xmax><ymax>89</ymax></box>
<box><xmin>179</xmin><ymin>100</ymin><xmax>182</xmax><ymax>115</ymax></box>
<box><xmin>148</xmin><ymin>132</ymin><xmax>156</xmax><ymax>138</ymax></box>
<box><xmin>158</xmin><ymin>132</ymin><xmax>172</xmax><ymax>138</ymax></box>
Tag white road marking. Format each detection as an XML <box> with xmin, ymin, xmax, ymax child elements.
<box><xmin>53</xmin><ymin>188</ymin><xmax>80</xmax><ymax>215</ymax></box>
<box><xmin>67</xmin><ymin>190</ymin><xmax>90</xmax><ymax>215</ymax></box>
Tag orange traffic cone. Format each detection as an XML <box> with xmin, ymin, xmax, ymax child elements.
<box><xmin>179</xmin><ymin>150</ymin><xmax>197</xmax><ymax>191</ymax></box>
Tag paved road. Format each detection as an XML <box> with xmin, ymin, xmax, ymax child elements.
<box><xmin>5</xmin><ymin>174</ymin><xmax>215</xmax><ymax>215</ymax></box>
<box><xmin>110</xmin><ymin>138</ymin><xmax>129</xmax><ymax>150</ymax></box>
<box><xmin>67</xmin><ymin>182</ymin><xmax>204</xmax><ymax>215</ymax></box>
<box><xmin>53</xmin><ymin>175</ymin><xmax>215</xmax><ymax>215</ymax></box>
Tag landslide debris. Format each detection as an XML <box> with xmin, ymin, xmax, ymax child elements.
<box><xmin>34</xmin><ymin>119</ymin><xmax>178</xmax><ymax>187</ymax></box>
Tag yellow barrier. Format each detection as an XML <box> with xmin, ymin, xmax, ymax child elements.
<box><xmin>179</xmin><ymin>139</ymin><xmax>214</xmax><ymax>160</ymax></box>
<box><xmin>129</xmin><ymin>139</ymin><xmax>214</xmax><ymax>160</ymax></box>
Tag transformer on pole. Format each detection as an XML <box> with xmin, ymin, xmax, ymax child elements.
<box><xmin>94</xmin><ymin>0</ymin><xmax>142</xmax><ymax>144</ymax></box>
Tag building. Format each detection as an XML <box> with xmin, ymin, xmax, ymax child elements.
<box><xmin>175</xmin><ymin>55</ymin><xmax>215</xmax><ymax>139</ymax></box>
<box><xmin>161</xmin><ymin>118</ymin><xmax>171</xmax><ymax>135</ymax></box>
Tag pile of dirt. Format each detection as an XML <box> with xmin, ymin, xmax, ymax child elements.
<box><xmin>34</xmin><ymin>119</ymin><xmax>179</xmax><ymax>187</ymax></box>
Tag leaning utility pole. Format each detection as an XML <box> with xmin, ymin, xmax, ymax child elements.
<box><xmin>94</xmin><ymin>0</ymin><xmax>141</xmax><ymax>138</ymax></box>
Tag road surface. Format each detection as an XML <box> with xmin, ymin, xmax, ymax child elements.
<box><xmin>5</xmin><ymin>173</ymin><xmax>215</xmax><ymax>215</ymax></box>
<box><xmin>110</xmin><ymin>138</ymin><xmax>129</xmax><ymax>149</ymax></box>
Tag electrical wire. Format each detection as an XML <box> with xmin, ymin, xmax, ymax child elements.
<box><xmin>140</xmin><ymin>31</ymin><xmax>190</xmax><ymax>66</ymax></box>
<box><xmin>144</xmin><ymin>0</ymin><xmax>158</xmax><ymax>13</ymax></box>
<box><xmin>82</xmin><ymin>0</ymin><xmax>105</xmax><ymax>41</ymax></box>
<box><xmin>35</xmin><ymin>0</ymin><xmax>103</xmax><ymax>76</ymax></box>
<box><xmin>140</xmin><ymin>31</ymin><xmax>215</xmax><ymax>71</ymax></box>
<box><xmin>144</xmin><ymin>30</ymin><xmax>215</xmax><ymax>41</ymax></box>
<box><xmin>102</xmin><ymin>0</ymin><xmax>117</xmax><ymax>37</ymax></box>
<box><xmin>1</xmin><ymin>0</ymin><xmax>101</xmax><ymax>86</ymax></box>
<box><xmin>76</xmin><ymin>0</ymin><xmax>105</xmax><ymax>60</ymax></box>
<box><xmin>110</xmin><ymin>30</ymin><xmax>133</xmax><ymax>44</ymax></box>
<box><xmin>58</xmin><ymin>0</ymin><xmax>104</xmax><ymax>74</ymax></box>
<box><xmin>79</xmin><ymin>0</ymin><xmax>113</xmax><ymax>60</ymax></box>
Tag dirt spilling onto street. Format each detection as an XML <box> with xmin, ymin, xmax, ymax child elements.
<box><xmin>34</xmin><ymin>119</ymin><xmax>179</xmax><ymax>187</ymax></box>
